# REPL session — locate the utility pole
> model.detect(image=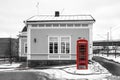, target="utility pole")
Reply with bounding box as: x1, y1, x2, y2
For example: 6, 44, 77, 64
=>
107, 32, 109, 57
9, 37, 12, 64
107, 32, 109, 41
110, 27, 112, 41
